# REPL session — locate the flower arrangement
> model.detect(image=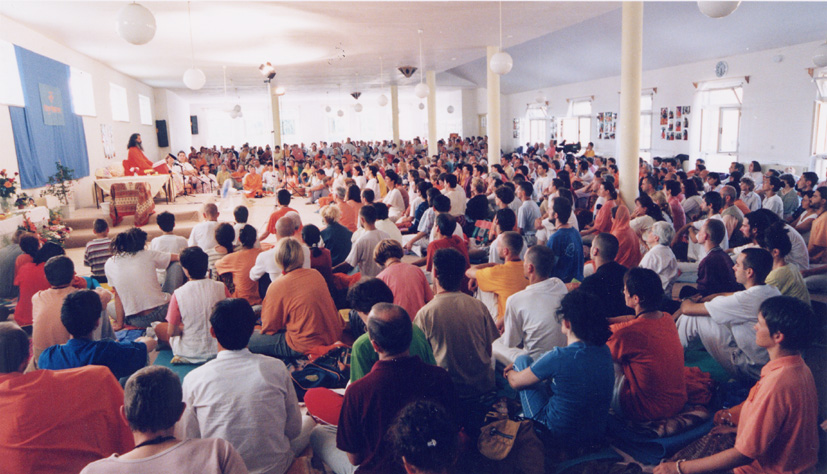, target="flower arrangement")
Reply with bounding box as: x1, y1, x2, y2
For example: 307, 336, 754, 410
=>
0, 169, 19, 199
18, 212, 73, 247
40, 162, 76, 206
14, 193, 33, 209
